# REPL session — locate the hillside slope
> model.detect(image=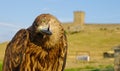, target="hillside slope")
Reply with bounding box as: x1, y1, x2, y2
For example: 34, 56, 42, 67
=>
1, 24, 120, 69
